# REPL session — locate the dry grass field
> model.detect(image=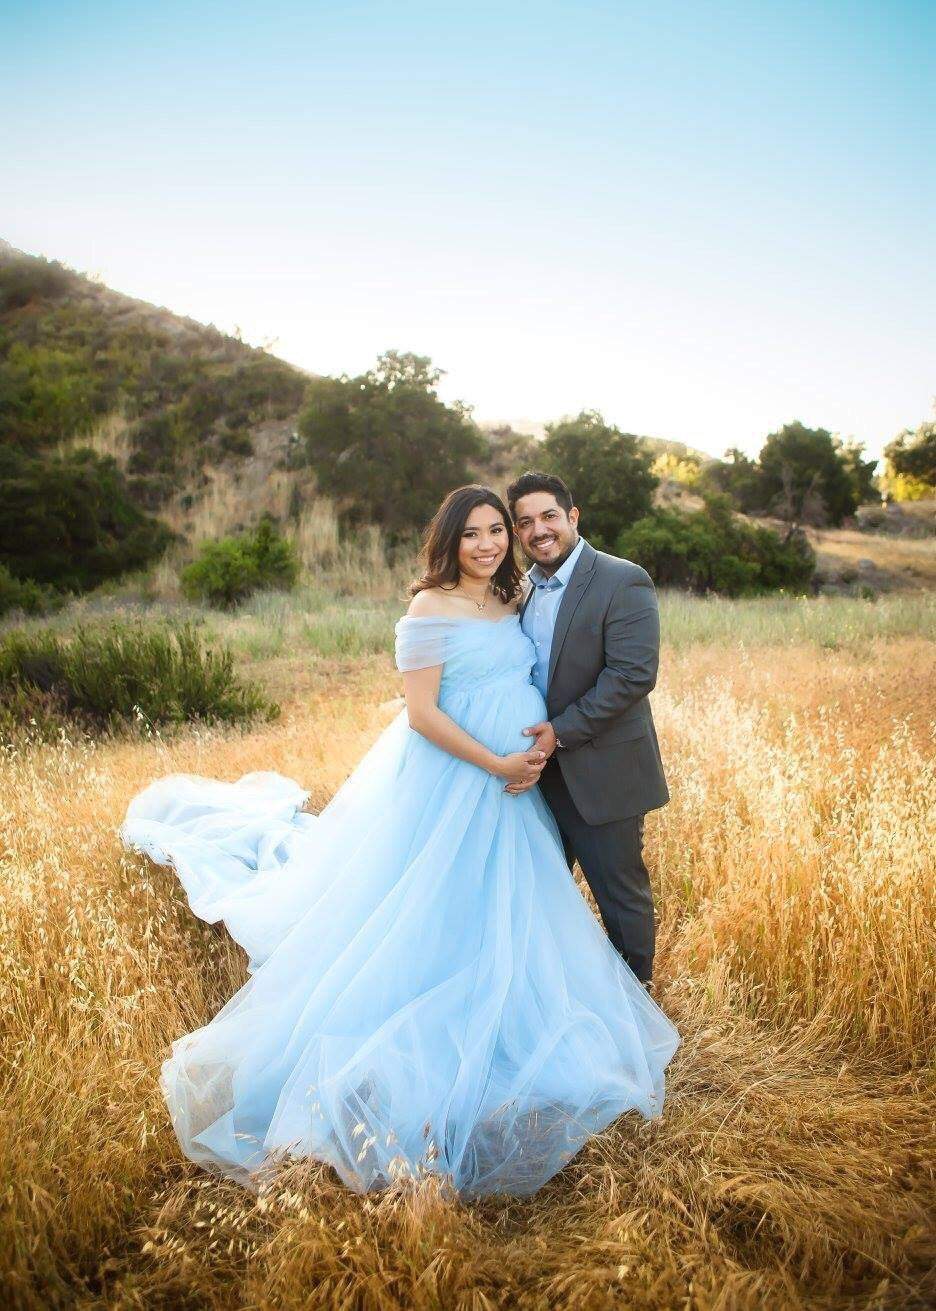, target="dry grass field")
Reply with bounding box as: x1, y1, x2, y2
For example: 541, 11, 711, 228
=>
2, 593, 935, 1309
809, 527, 936, 591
